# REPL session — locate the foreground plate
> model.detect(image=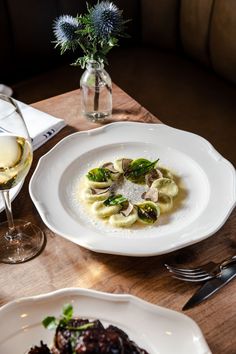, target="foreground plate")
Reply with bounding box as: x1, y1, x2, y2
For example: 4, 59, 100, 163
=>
0, 288, 211, 354
29, 122, 236, 256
